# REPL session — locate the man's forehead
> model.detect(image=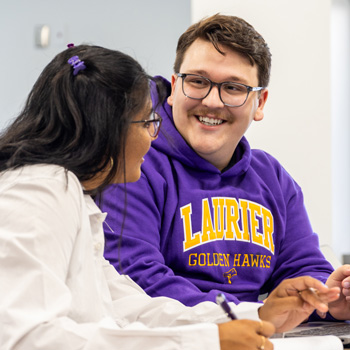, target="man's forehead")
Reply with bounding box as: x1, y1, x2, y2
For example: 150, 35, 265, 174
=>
180, 39, 259, 85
